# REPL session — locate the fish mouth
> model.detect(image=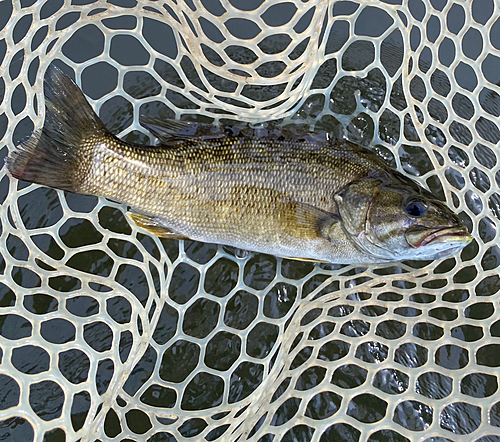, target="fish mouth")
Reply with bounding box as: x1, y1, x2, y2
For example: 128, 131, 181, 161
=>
405, 225, 472, 249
